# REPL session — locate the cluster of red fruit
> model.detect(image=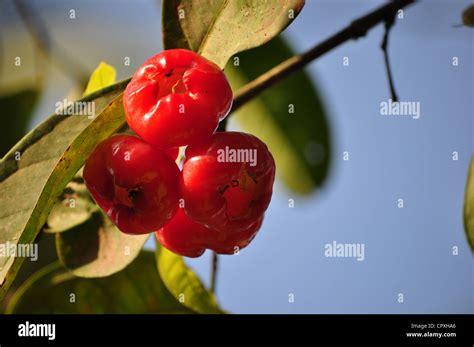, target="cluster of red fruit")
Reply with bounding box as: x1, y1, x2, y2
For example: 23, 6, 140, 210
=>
84, 49, 275, 257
